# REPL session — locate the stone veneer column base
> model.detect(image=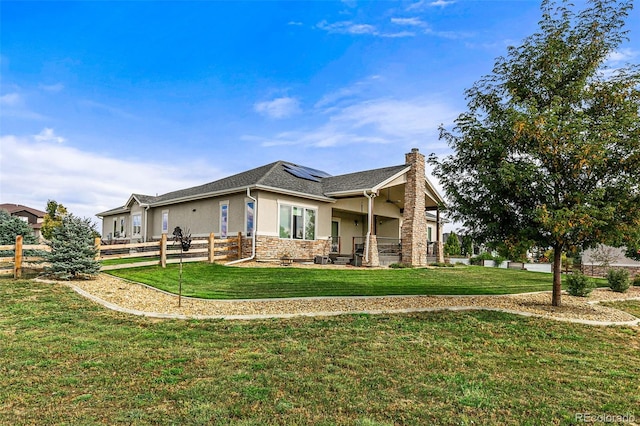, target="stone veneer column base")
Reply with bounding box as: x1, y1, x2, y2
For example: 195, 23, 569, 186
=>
435, 242, 444, 264
364, 235, 380, 267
